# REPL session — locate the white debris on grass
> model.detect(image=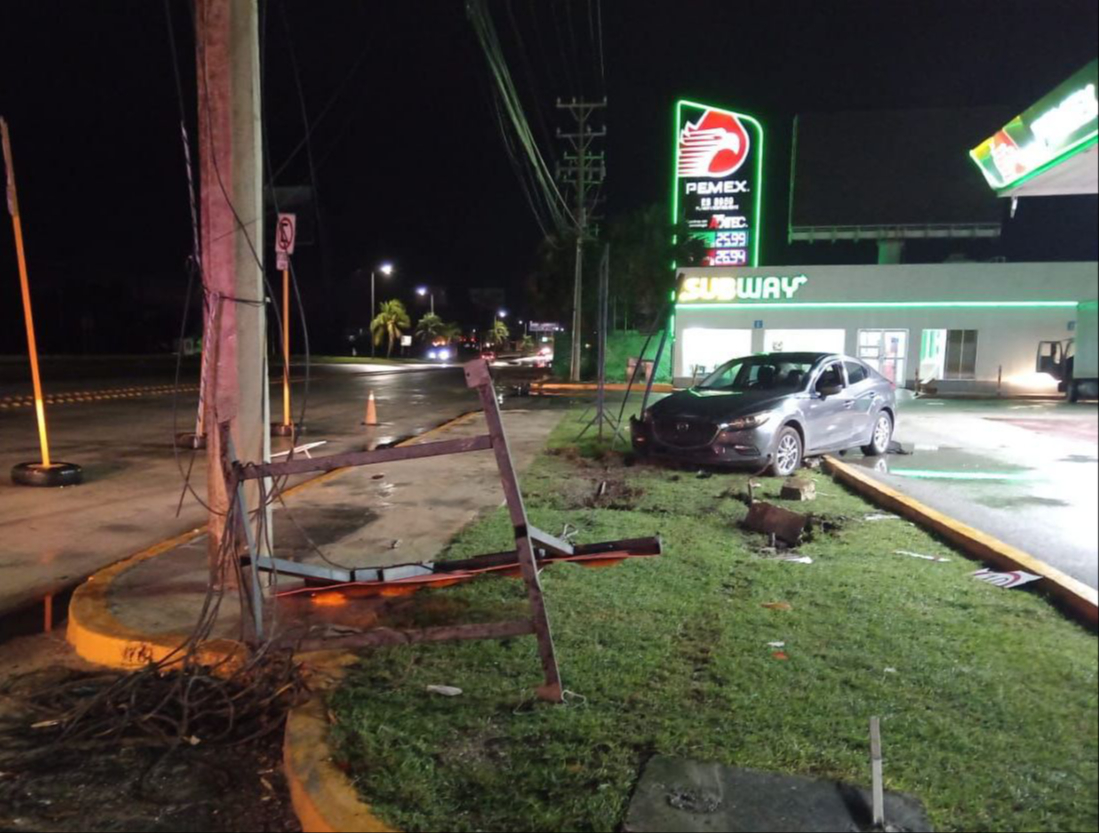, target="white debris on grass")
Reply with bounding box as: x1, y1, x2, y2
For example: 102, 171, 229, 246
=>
426, 685, 463, 697
894, 549, 951, 562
